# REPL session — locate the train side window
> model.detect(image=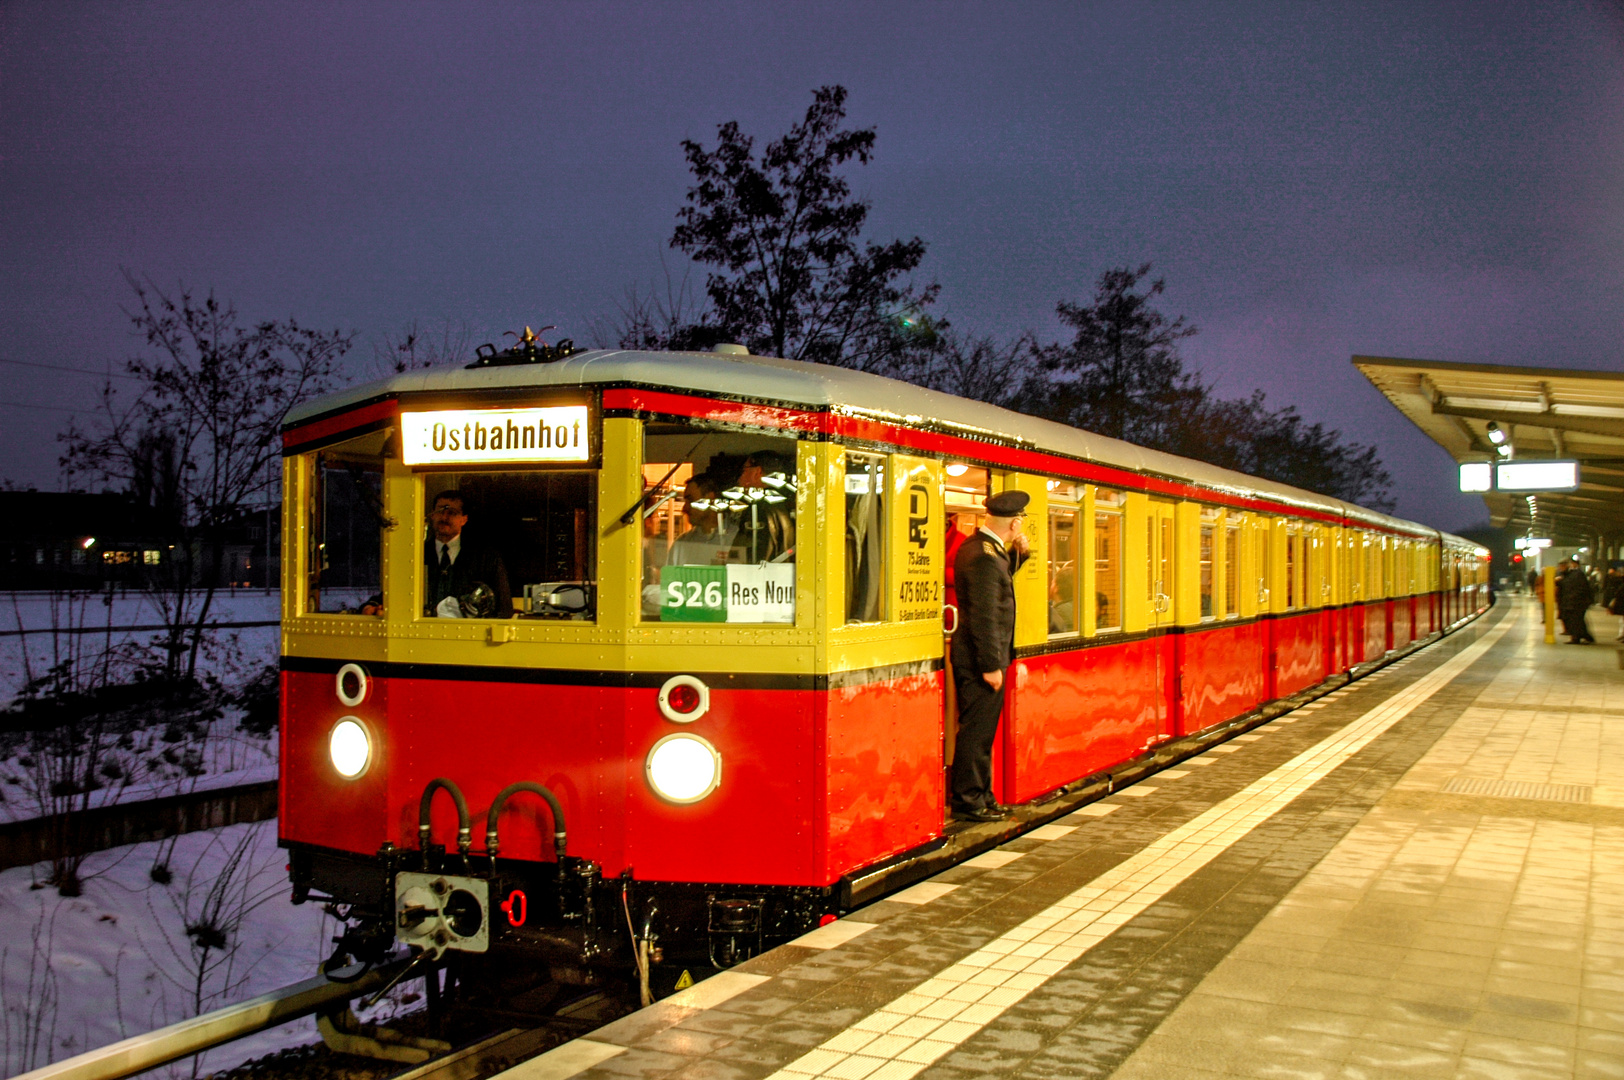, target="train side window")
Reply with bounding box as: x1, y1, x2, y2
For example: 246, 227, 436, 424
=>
1093, 488, 1123, 632
1256, 517, 1273, 610
1199, 509, 1217, 620
639, 424, 798, 624
1223, 518, 1239, 618
1285, 524, 1298, 610
303, 431, 387, 616
1048, 498, 1079, 636
422, 471, 595, 620
845, 452, 886, 624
